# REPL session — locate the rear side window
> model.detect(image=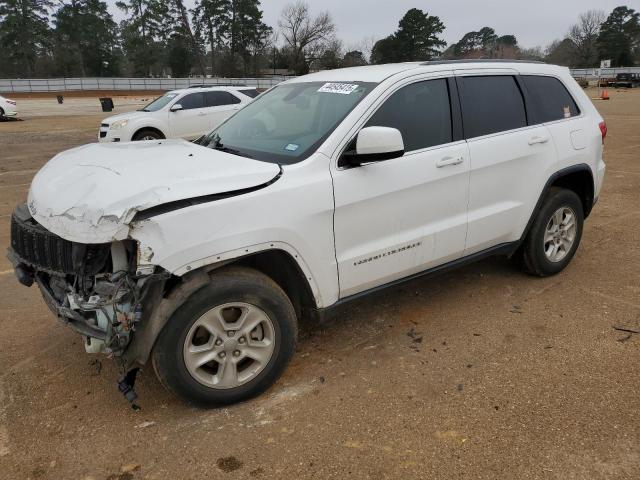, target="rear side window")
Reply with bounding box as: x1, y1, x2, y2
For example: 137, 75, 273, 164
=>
180, 93, 205, 110
458, 76, 526, 138
239, 89, 260, 98
522, 75, 580, 124
205, 91, 240, 107
365, 79, 452, 151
